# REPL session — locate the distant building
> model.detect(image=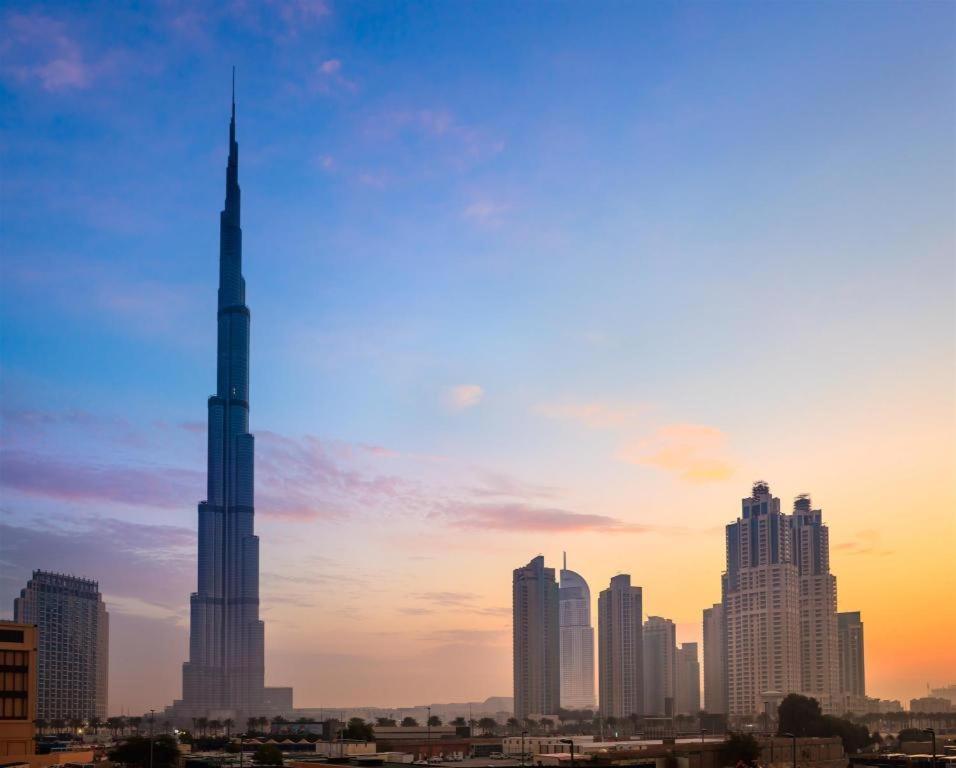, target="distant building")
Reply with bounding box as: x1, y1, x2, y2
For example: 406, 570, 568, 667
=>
559, 554, 596, 710
791, 496, 841, 714
723, 482, 802, 718
676, 642, 701, 715
643, 616, 676, 716
0, 621, 37, 758
702, 603, 726, 714
910, 697, 952, 713
929, 683, 956, 705
513, 556, 560, 720
597, 574, 643, 719
13, 570, 108, 721
837, 612, 865, 708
